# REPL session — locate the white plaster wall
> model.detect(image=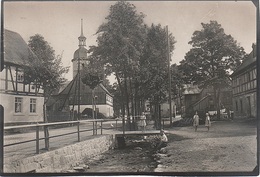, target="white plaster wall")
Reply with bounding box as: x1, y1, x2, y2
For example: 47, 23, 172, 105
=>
0, 93, 44, 123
